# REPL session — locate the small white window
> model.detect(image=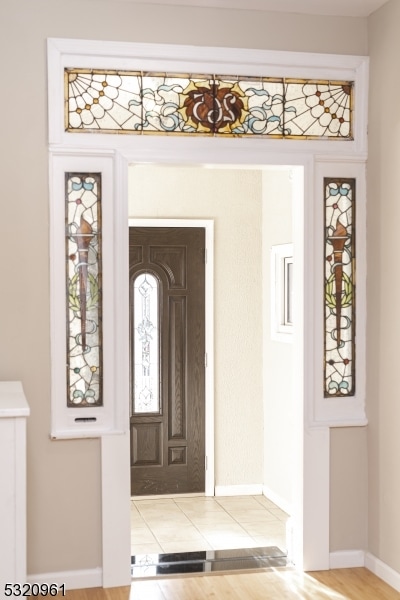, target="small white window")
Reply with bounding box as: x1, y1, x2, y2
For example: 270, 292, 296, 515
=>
271, 244, 294, 342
